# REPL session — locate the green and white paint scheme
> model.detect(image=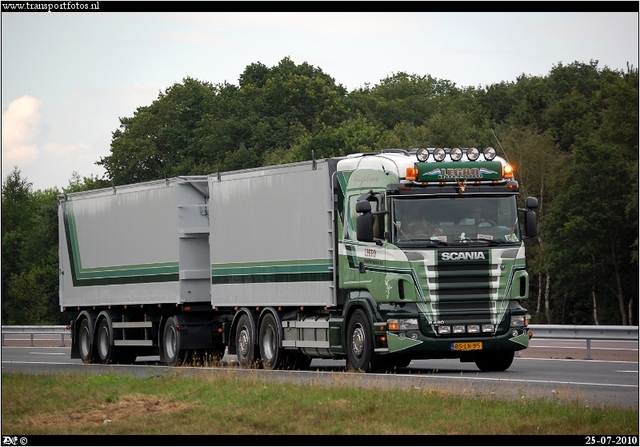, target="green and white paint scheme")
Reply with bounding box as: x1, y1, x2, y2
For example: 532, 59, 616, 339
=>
333, 149, 534, 357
